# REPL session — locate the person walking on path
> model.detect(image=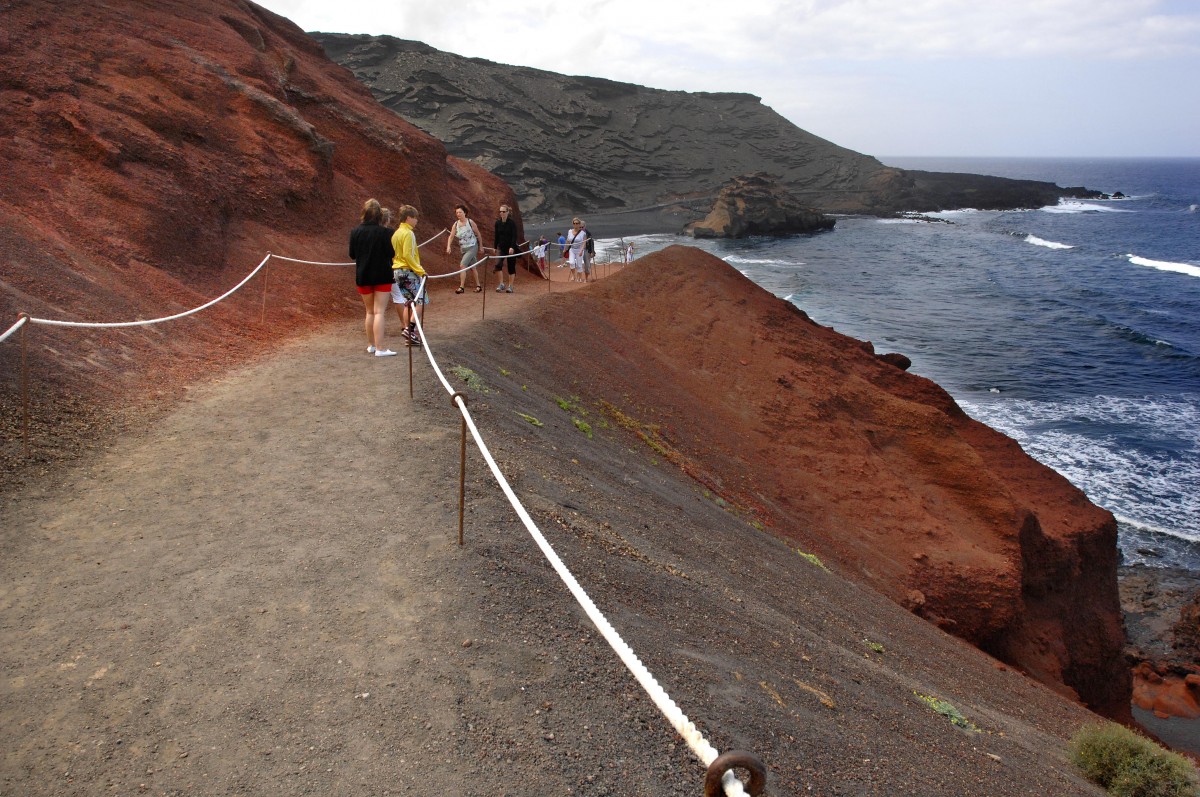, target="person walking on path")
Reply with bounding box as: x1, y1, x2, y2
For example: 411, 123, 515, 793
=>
447, 204, 483, 294
533, 237, 549, 278
493, 204, 519, 293
565, 218, 588, 283
348, 198, 397, 357
390, 205, 428, 347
